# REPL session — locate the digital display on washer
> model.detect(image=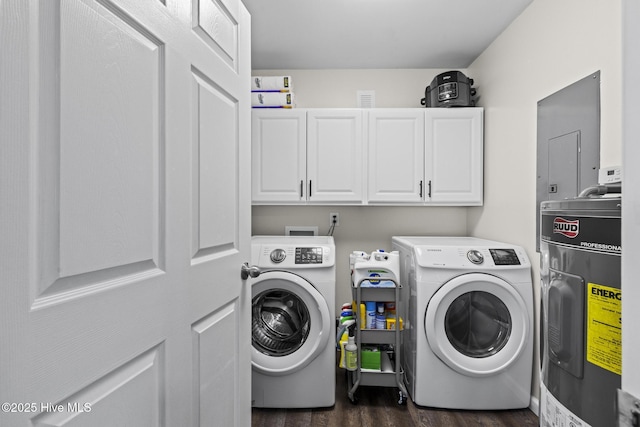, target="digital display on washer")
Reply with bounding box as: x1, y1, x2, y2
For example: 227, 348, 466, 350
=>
489, 249, 520, 265
295, 247, 323, 264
